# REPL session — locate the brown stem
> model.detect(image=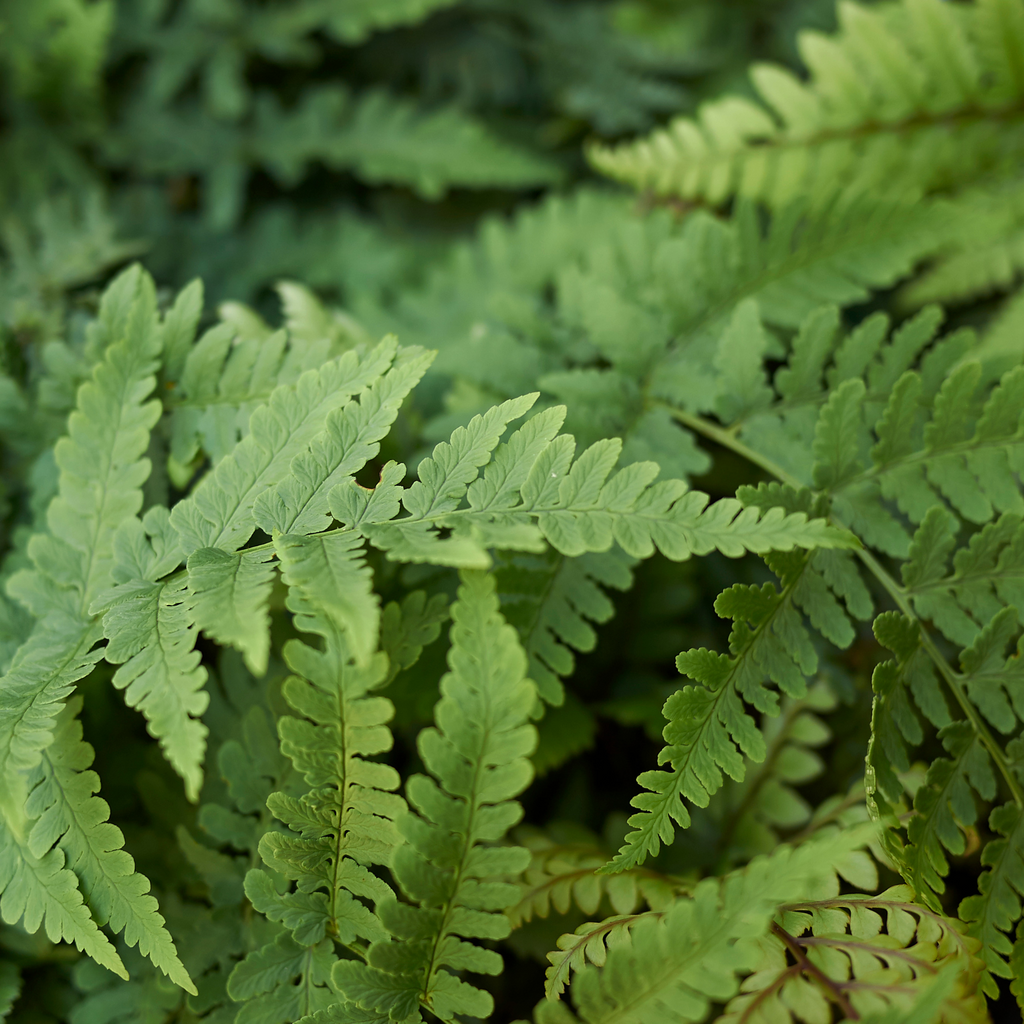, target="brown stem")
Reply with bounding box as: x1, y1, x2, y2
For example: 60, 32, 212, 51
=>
771, 921, 860, 1020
